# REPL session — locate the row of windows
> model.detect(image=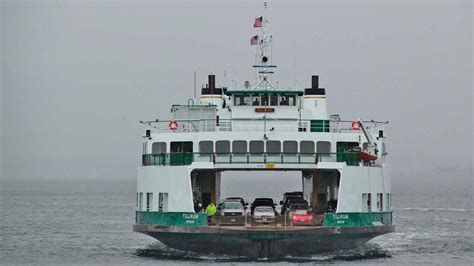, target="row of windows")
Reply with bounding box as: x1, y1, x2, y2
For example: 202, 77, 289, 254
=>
137, 192, 168, 212
233, 94, 297, 106
362, 193, 391, 212
151, 140, 332, 154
